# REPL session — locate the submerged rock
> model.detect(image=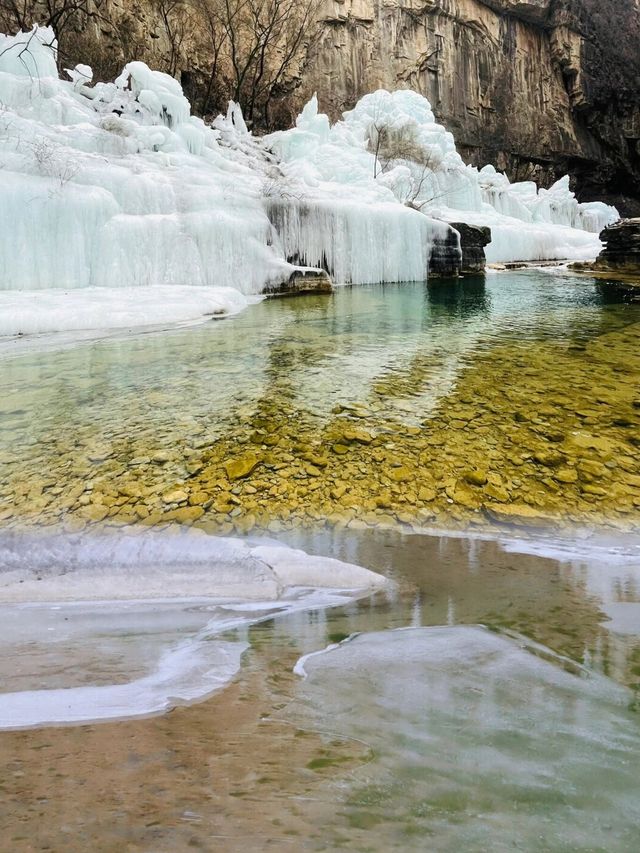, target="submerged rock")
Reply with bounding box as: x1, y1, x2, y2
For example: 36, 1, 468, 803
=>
484, 503, 556, 527
224, 453, 263, 481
